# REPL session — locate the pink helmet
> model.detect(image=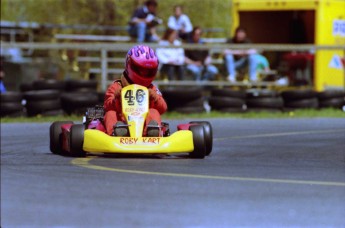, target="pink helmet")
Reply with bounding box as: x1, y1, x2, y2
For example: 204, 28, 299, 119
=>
125, 45, 159, 87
